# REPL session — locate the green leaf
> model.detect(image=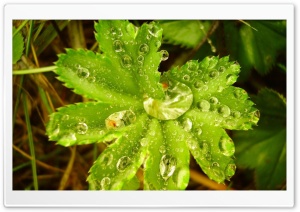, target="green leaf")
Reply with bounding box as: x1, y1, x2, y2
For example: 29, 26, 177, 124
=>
224, 21, 286, 80
94, 20, 165, 99
87, 114, 149, 190
232, 89, 286, 189
46, 102, 142, 146
160, 20, 212, 48
13, 26, 24, 64
143, 119, 190, 190
55, 48, 141, 107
